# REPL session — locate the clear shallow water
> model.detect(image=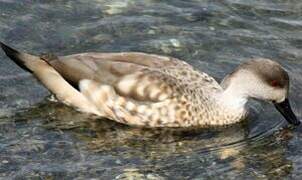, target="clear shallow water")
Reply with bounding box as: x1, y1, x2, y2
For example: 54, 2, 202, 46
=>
1, 0, 302, 179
